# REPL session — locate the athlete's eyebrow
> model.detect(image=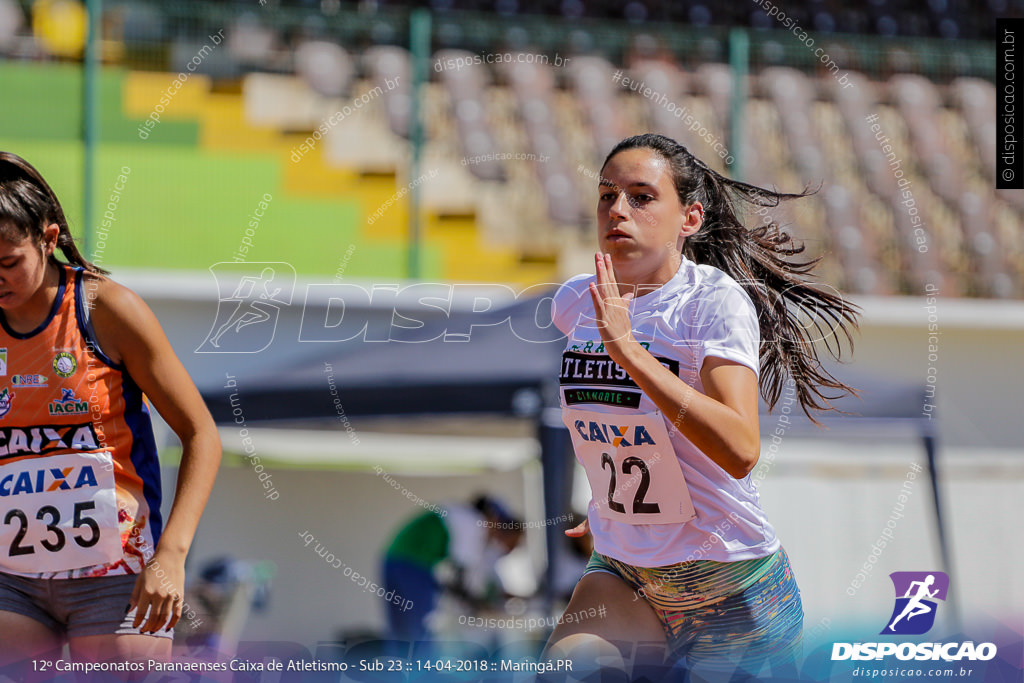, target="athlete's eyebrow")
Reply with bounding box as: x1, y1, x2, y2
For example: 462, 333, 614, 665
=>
599, 180, 658, 191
